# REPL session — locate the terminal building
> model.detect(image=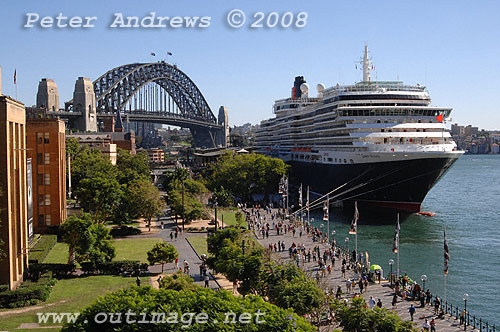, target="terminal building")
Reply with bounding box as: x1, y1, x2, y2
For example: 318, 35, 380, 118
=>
0, 65, 30, 290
